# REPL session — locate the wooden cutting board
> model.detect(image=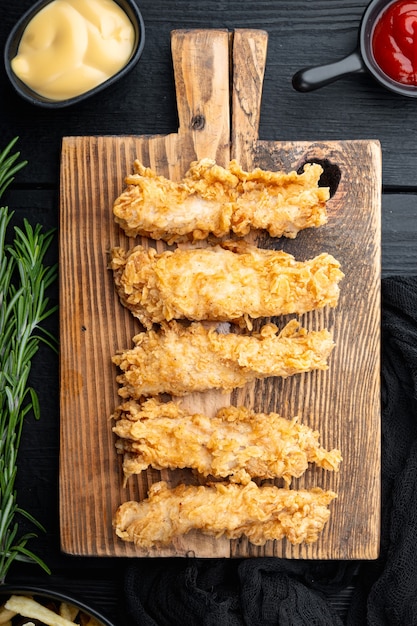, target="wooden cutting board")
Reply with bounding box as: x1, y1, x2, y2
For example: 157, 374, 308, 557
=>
59, 29, 381, 559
